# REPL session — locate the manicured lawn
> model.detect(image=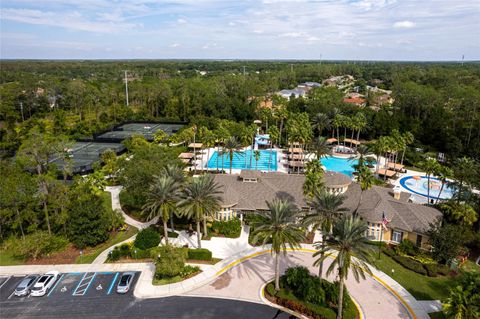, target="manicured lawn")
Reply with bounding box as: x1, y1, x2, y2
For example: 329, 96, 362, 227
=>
0, 250, 25, 266
372, 252, 457, 300
75, 226, 138, 264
